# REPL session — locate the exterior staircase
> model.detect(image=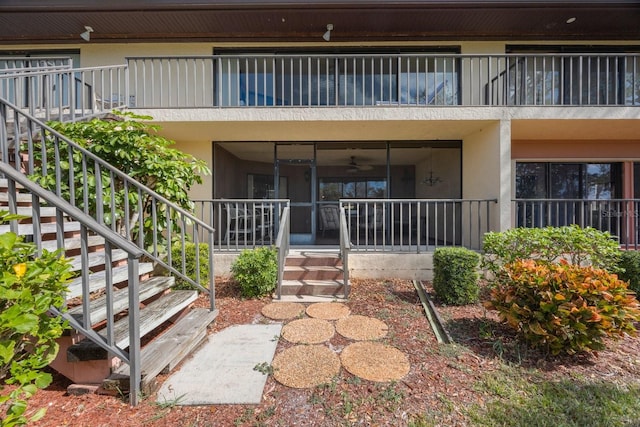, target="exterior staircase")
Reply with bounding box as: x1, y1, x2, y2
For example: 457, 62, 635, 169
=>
0, 179, 218, 396
279, 250, 348, 301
